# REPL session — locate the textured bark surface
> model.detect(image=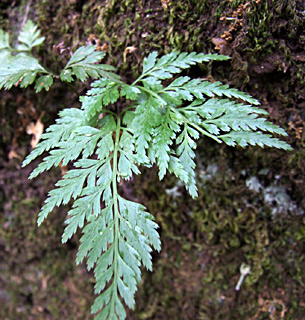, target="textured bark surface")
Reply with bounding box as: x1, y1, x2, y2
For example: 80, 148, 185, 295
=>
0, 1, 304, 319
